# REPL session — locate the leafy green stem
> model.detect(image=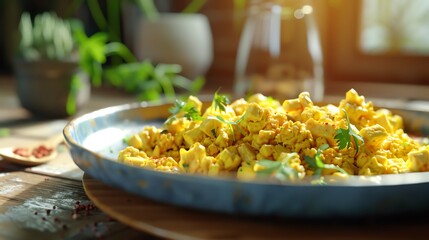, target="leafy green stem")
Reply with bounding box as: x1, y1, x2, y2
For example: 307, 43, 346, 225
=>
87, 0, 107, 31
182, 0, 207, 13
304, 144, 348, 176
134, 0, 160, 21
104, 42, 137, 63
106, 0, 122, 42
256, 153, 300, 182
334, 110, 364, 155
